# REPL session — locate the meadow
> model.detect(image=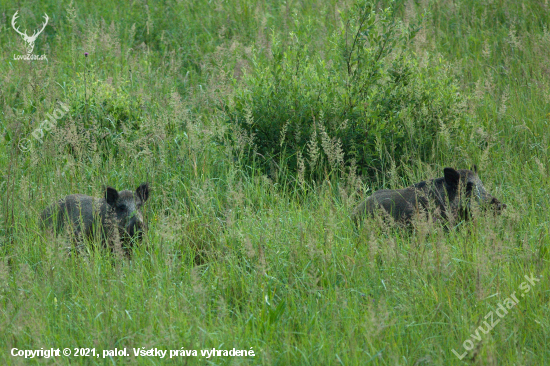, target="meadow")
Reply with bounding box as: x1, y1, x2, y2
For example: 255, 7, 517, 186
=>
0, 0, 549, 364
